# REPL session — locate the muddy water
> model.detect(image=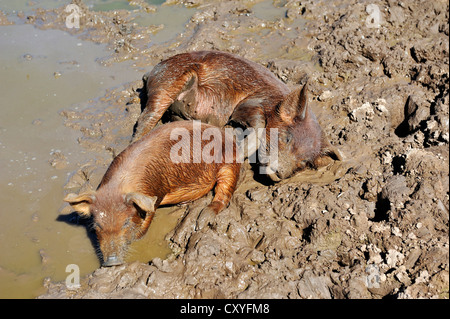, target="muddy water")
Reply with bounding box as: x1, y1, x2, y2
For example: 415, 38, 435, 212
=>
0, 24, 136, 298
0, 1, 194, 298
